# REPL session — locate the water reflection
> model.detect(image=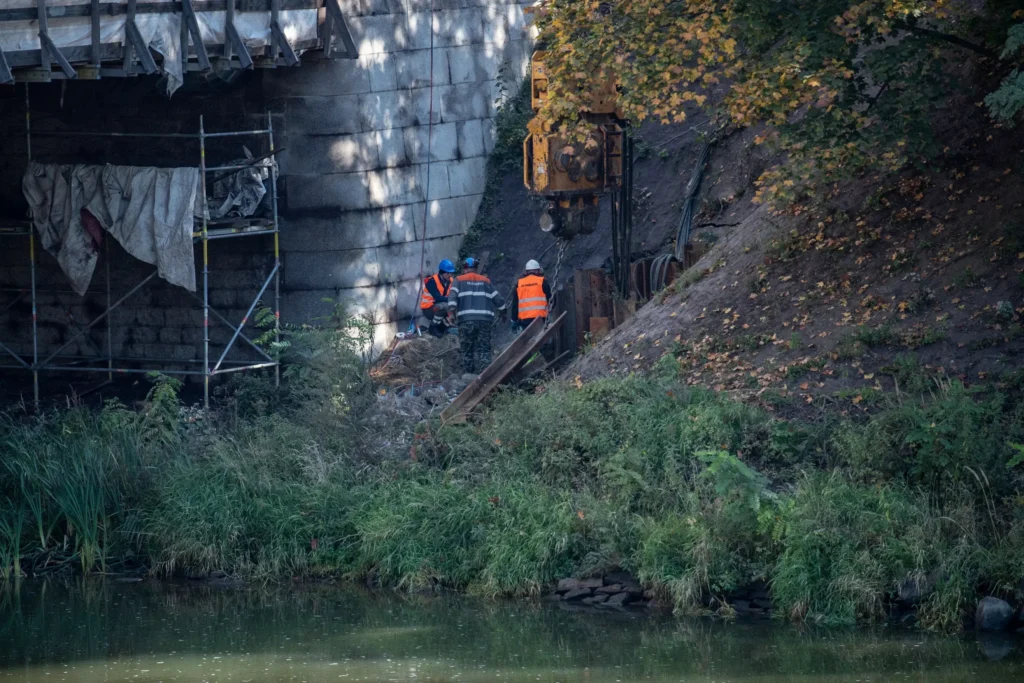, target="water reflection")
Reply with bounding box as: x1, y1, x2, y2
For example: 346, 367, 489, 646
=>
0, 580, 1020, 682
